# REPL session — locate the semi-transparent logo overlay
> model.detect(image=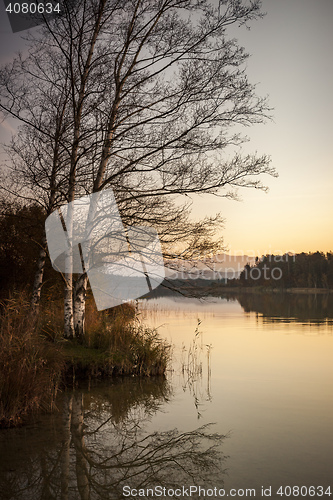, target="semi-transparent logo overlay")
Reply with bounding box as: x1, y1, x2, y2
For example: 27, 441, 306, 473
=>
45, 189, 165, 310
